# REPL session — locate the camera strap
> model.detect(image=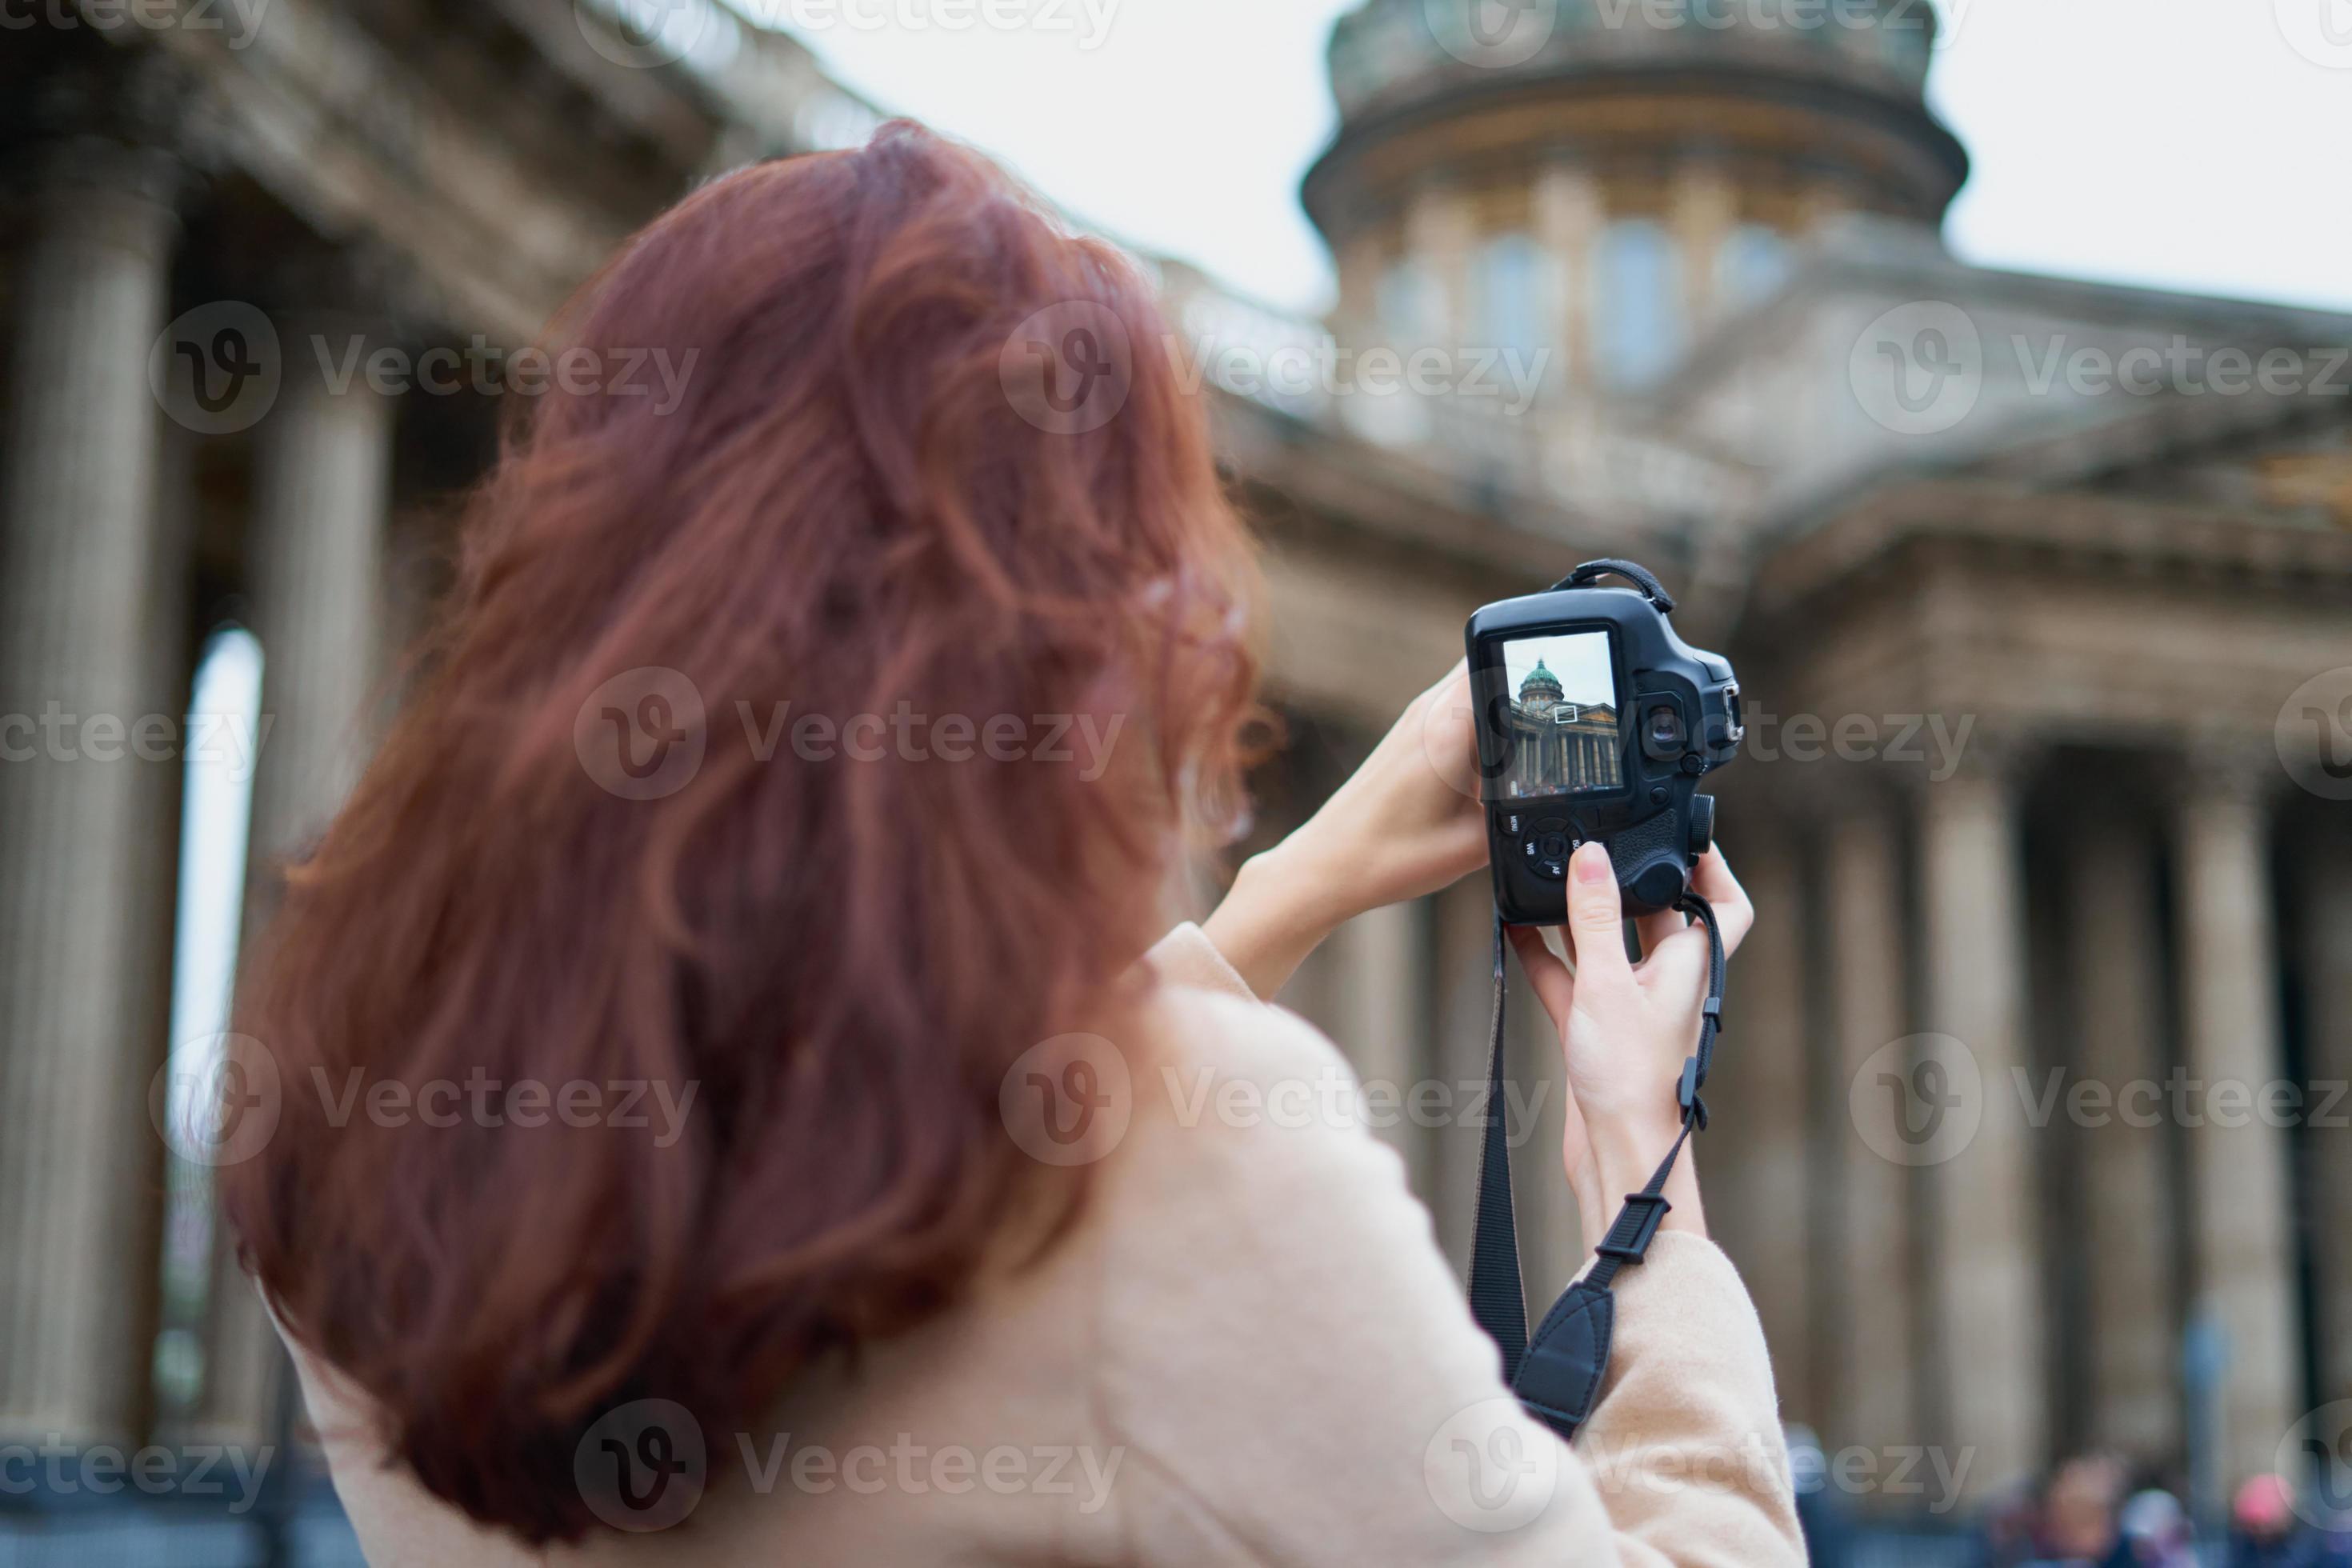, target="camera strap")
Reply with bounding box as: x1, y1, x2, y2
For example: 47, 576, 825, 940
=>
1466, 892, 1726, 1441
